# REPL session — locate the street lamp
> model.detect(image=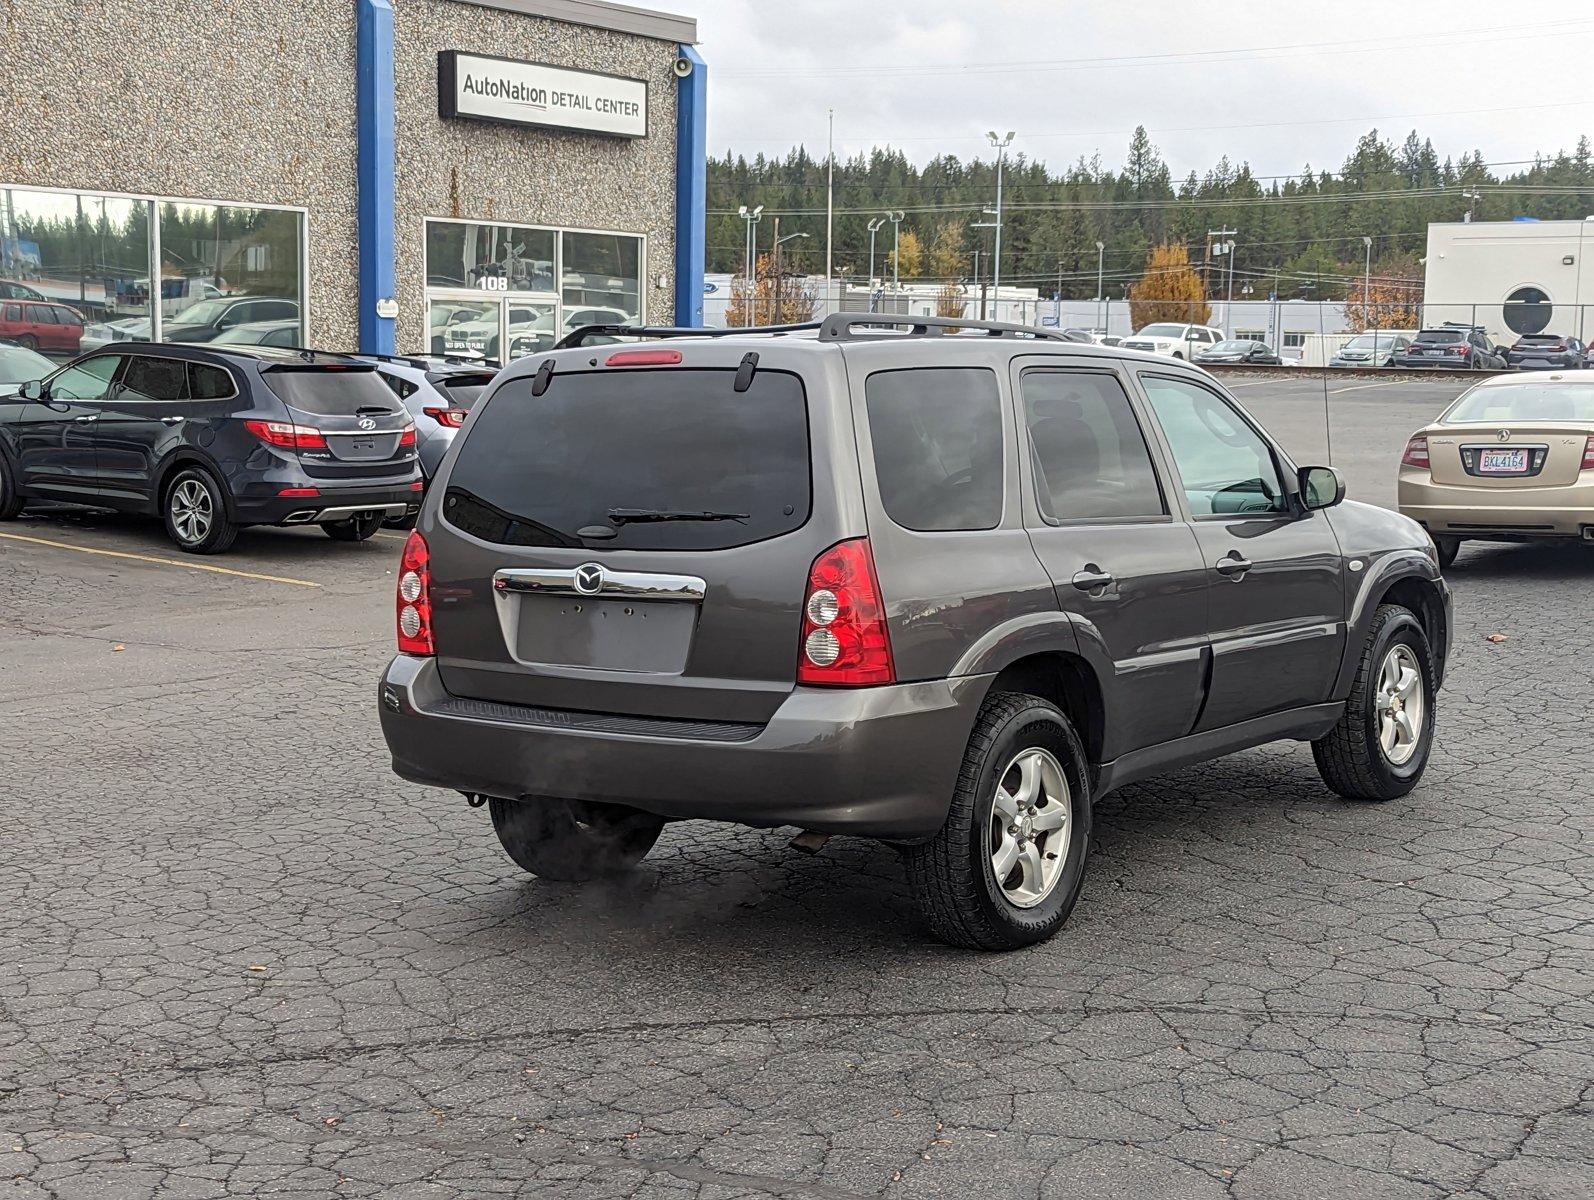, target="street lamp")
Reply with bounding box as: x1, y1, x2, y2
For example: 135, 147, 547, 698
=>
866, 216, 887, 312
1094, 240, 1105, 334
1362, 235, 1373, 329
886, 210, 905, 292
771, 230, 809, 325
986, 131, 1014, 320
737, 204, 764, 320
